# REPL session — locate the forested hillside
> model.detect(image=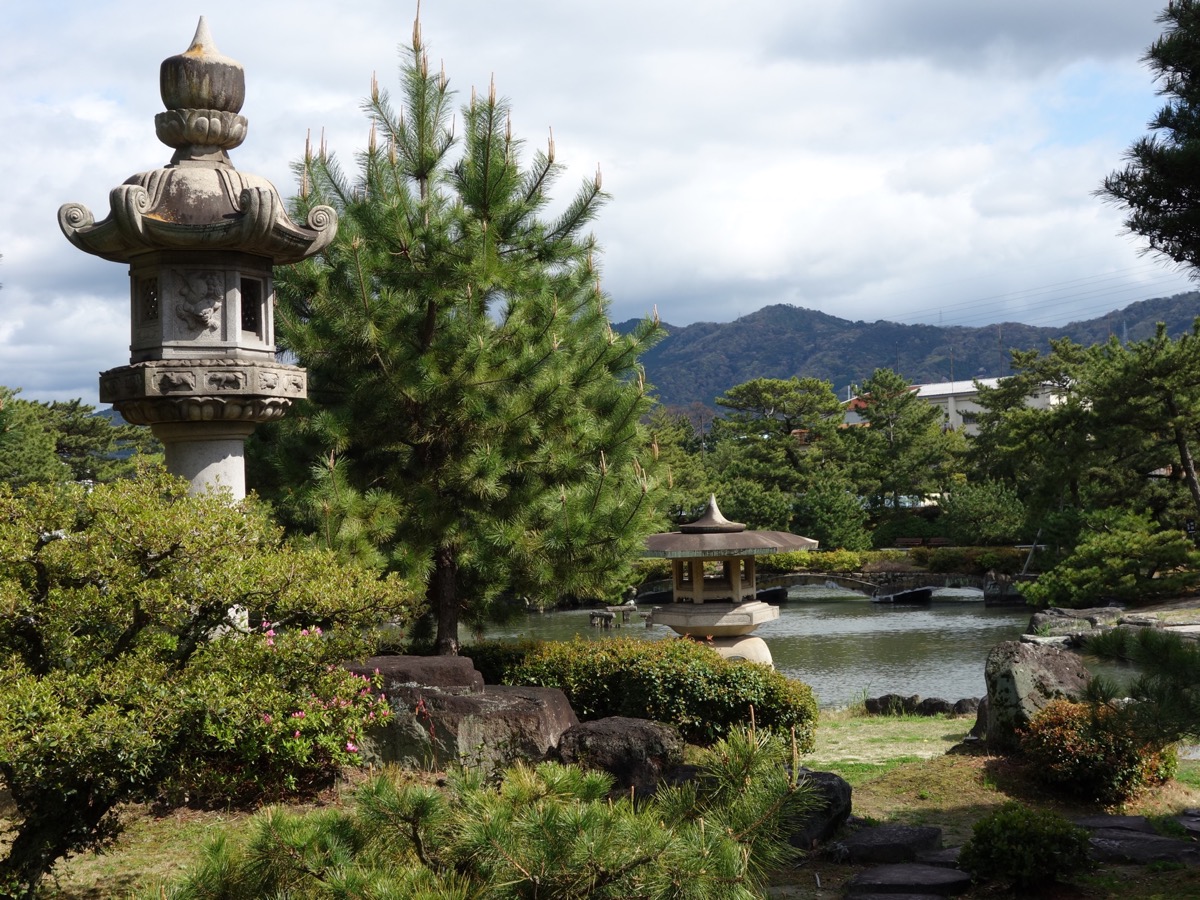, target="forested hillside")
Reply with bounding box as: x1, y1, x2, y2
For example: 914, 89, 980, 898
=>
617, 292, 1200, 407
